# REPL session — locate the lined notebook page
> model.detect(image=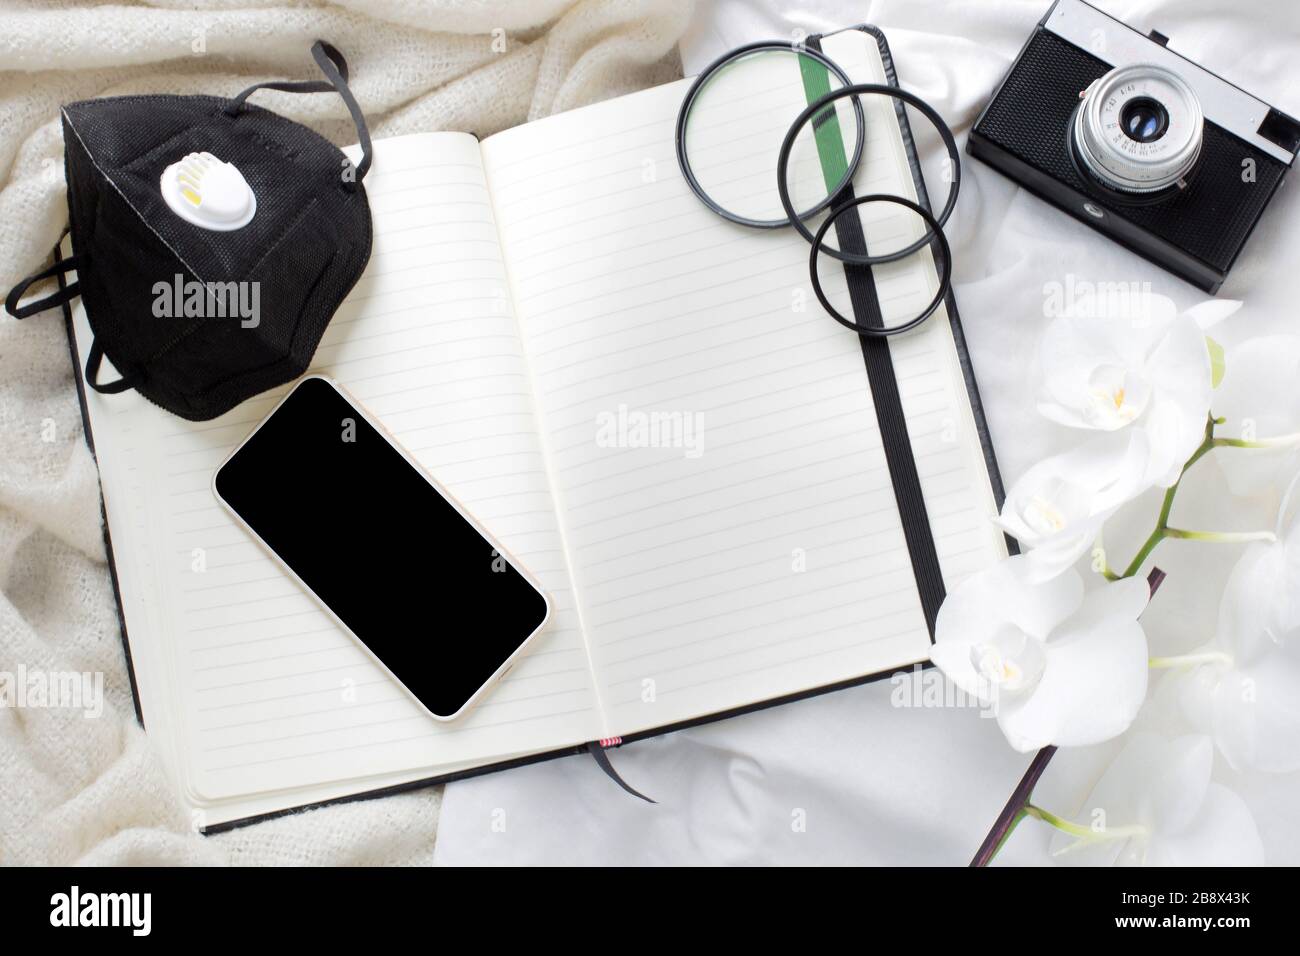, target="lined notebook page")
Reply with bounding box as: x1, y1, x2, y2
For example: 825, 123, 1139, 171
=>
73, 133, 602, 818
482, 29, 1006, 734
